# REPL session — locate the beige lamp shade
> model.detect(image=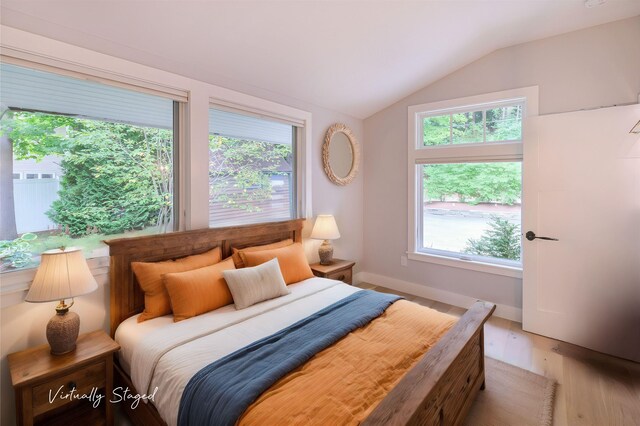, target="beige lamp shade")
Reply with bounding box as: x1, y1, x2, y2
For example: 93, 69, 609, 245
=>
26, 247, 98, 303
310, 215, 341, 240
